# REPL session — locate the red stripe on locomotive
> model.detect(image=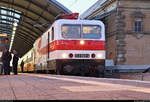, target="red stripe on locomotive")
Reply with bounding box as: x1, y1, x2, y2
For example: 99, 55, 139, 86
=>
38, 40, 105, 55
